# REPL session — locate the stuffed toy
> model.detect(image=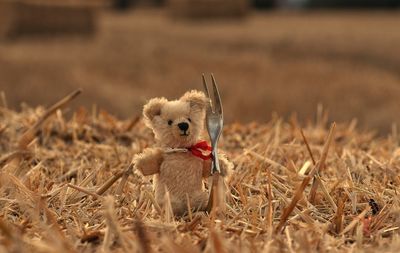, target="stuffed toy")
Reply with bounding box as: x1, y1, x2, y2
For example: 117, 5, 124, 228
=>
134, 90, 233, 216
